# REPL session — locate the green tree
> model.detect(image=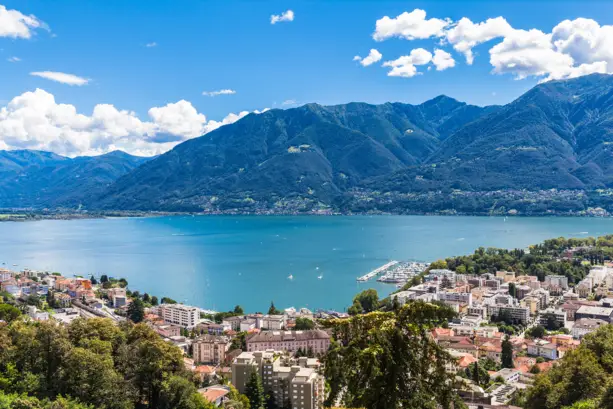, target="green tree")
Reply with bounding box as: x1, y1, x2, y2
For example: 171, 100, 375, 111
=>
142, 293, 151, 303
245, 371, 265, 409
323, 300, 459, 409
233, 305, 244, 315
150, 296, 159, 306
89, 276, 97, 285
350, 289, 379, 314
429, 260, 448, 270
127, 298, 145, 323
99, 275, 108, 283
501, 335, 514, 368
158, 375, 214, 409
508, 282, 517, 298
527, 325, 546, 339
0, 304, 21, 322
294, 318, 315, 330
268, 301, 281, 315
